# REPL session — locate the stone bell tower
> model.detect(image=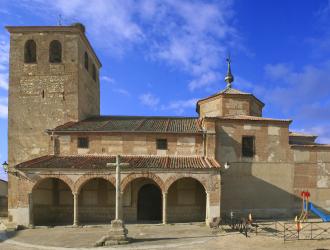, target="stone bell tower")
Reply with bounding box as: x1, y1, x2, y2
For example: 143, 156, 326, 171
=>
6, 23, 101, 166
6, 24, 101, 213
